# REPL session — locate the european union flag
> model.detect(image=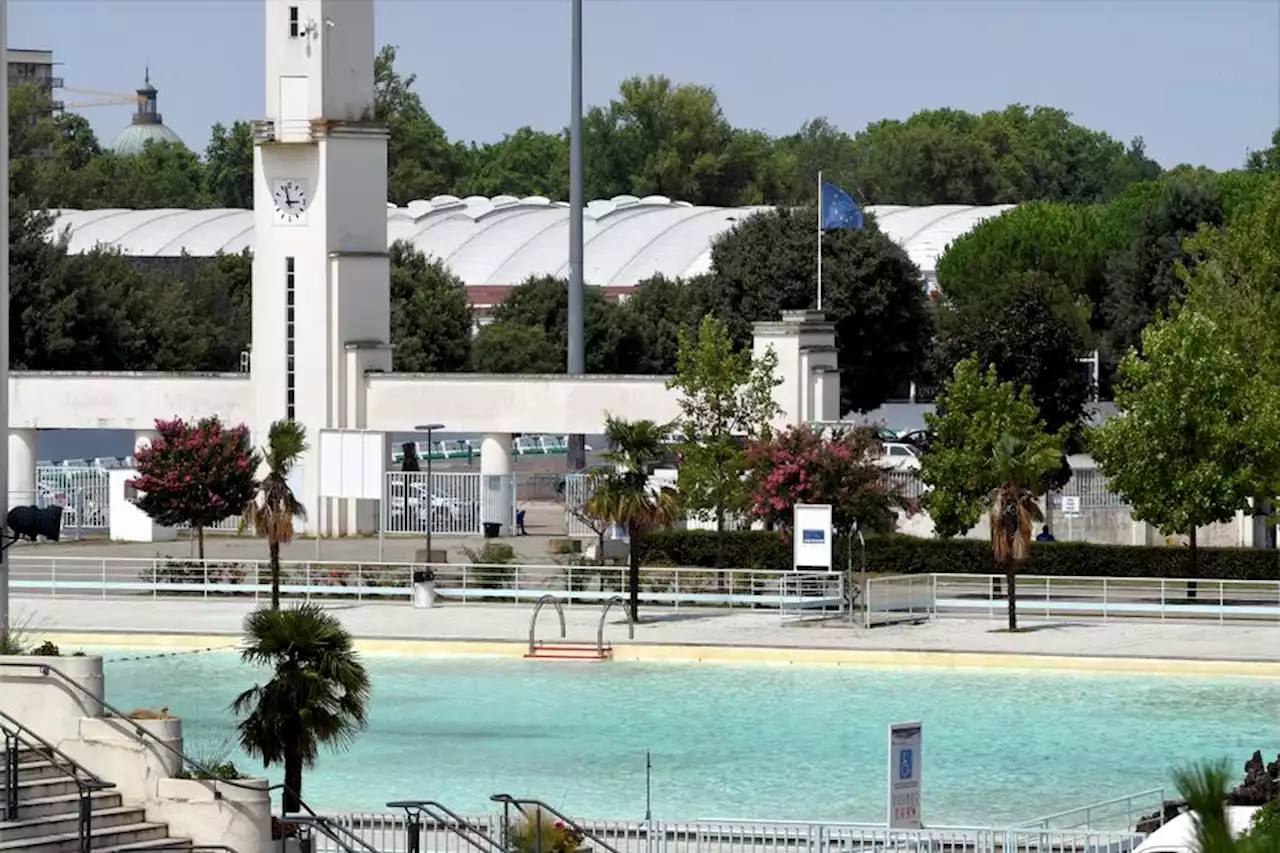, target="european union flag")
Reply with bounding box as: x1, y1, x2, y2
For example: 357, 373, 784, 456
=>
820, 181, 865, 231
